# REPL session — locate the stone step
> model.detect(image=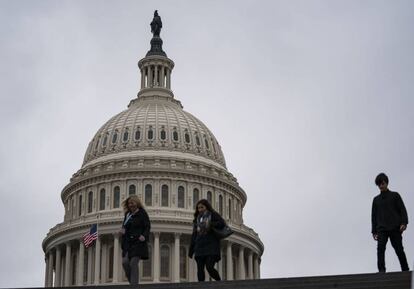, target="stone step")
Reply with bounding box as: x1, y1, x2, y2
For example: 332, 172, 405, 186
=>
40, 271, 412, 289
